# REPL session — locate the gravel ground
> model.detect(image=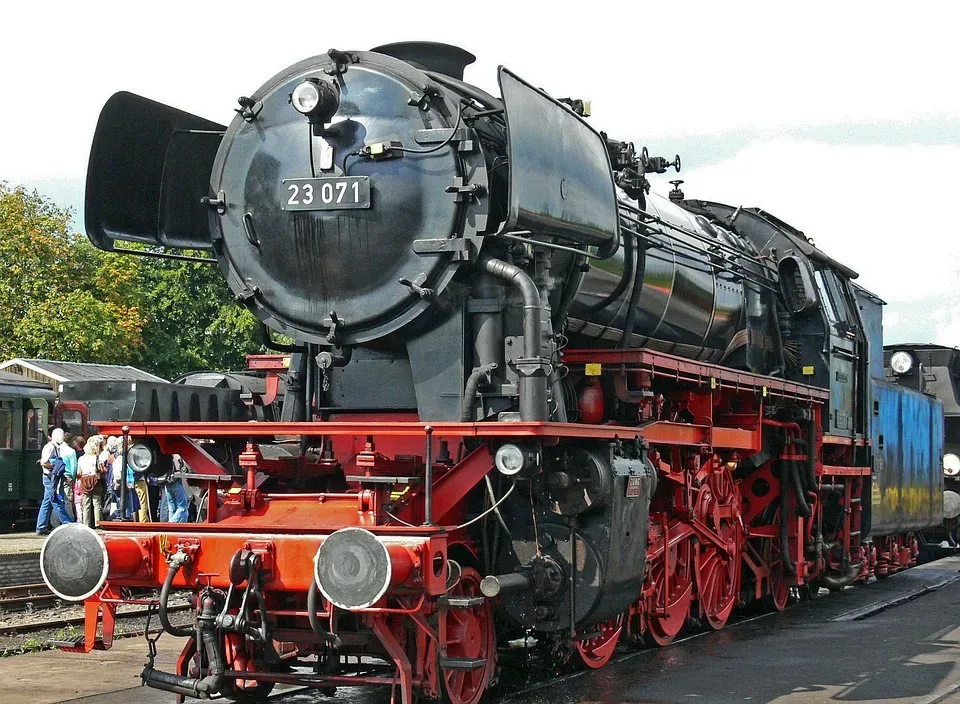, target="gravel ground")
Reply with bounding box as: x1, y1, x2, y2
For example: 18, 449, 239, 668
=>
0, 591, 193, 655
